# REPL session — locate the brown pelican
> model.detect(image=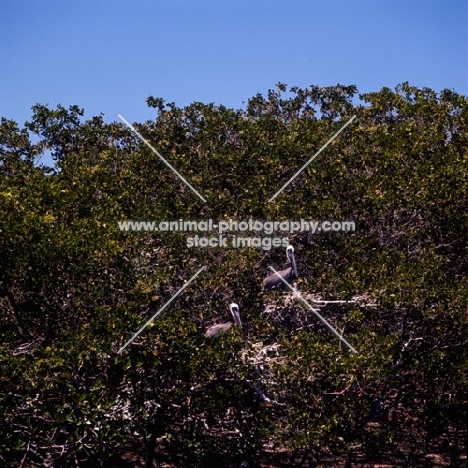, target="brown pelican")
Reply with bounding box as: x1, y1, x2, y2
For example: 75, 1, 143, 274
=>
262, 245, 298, 290
204, 303, 242, 338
